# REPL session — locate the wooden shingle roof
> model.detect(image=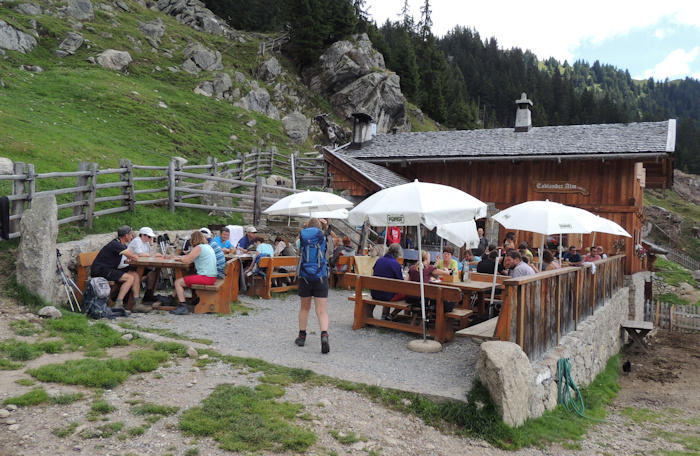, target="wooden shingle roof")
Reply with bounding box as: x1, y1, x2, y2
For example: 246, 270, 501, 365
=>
342, 120, 676, 163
